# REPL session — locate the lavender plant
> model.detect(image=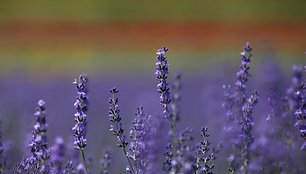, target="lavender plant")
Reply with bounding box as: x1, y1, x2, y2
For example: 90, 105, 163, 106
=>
155, 47, 182, 173
72, 74, 89, 172
16, 100, 50, 173
223, 42, 259, 173
3, 42, 306, 174
155, 47, 175, 134
108, 87, 135, 173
